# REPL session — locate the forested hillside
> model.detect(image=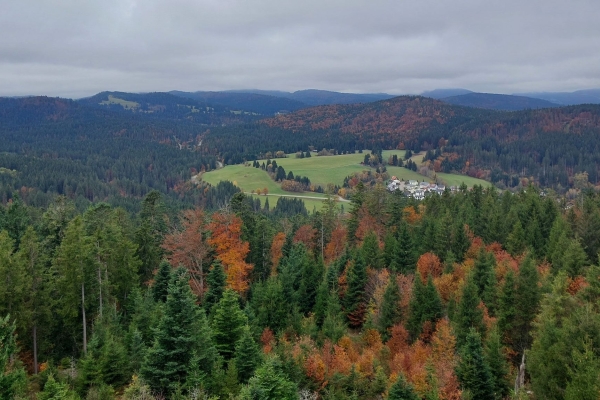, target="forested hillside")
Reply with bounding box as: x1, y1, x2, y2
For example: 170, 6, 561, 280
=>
440, 93, 558, 111
4, 93, 600, 215
208, 97, 600, 190
0, 96, 222, 210
1, 184, 600, 399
